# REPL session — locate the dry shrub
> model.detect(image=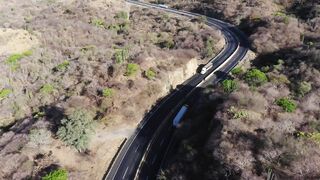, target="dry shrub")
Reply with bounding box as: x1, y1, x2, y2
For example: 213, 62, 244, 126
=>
0, 0, 227, 179
229, 82, 267, 114
153, 0, 320, 179
250, 17, 303, 54
63, 96, 94, 112
259, 83, 291, 102
170, 49, 198, 61
1, 0, 221, 128
0, 153, 31, 179
272, 137, 320, 178
275, 110, 304, 131
0, 127, 34, 179
300, 90, 320, 113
